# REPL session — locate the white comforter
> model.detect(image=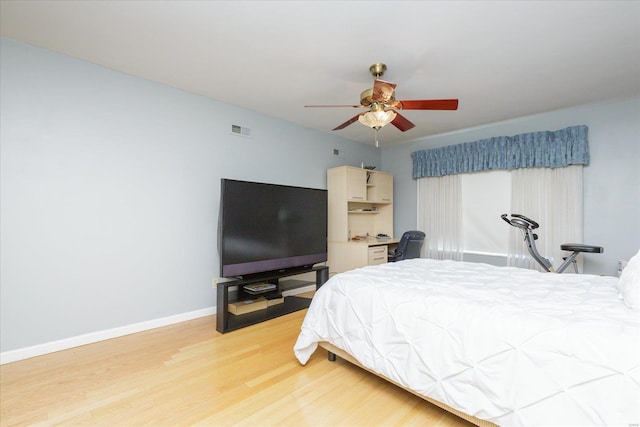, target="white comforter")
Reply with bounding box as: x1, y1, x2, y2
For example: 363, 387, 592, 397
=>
294, 259, 639, 426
